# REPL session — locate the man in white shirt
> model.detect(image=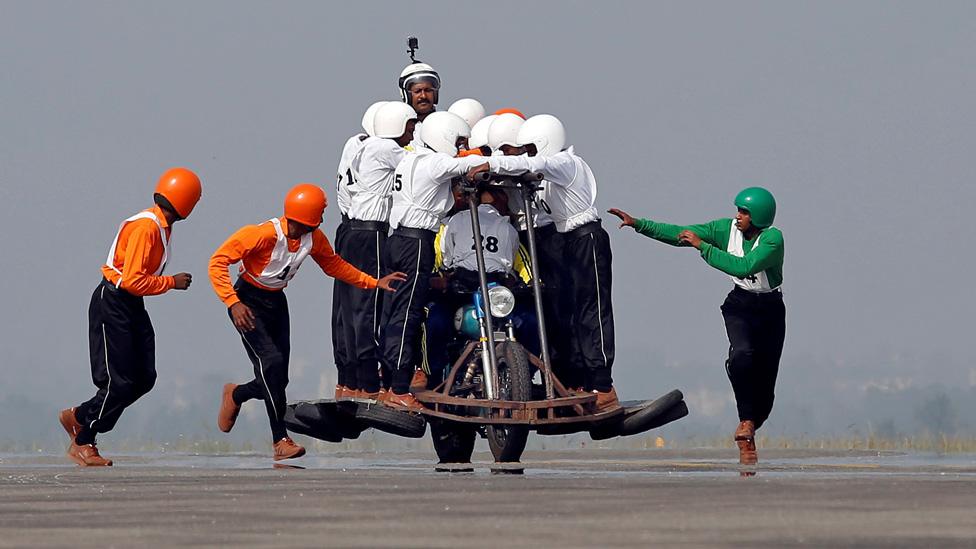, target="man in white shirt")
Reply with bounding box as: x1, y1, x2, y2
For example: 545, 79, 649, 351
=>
331, 101, 386, 399
424, 187, 539, 384
467, 114, 619, 413
337, 102, 416, 399
440, 190, 519, 277
378, 112, 515, 411
487, 113, 580, 391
